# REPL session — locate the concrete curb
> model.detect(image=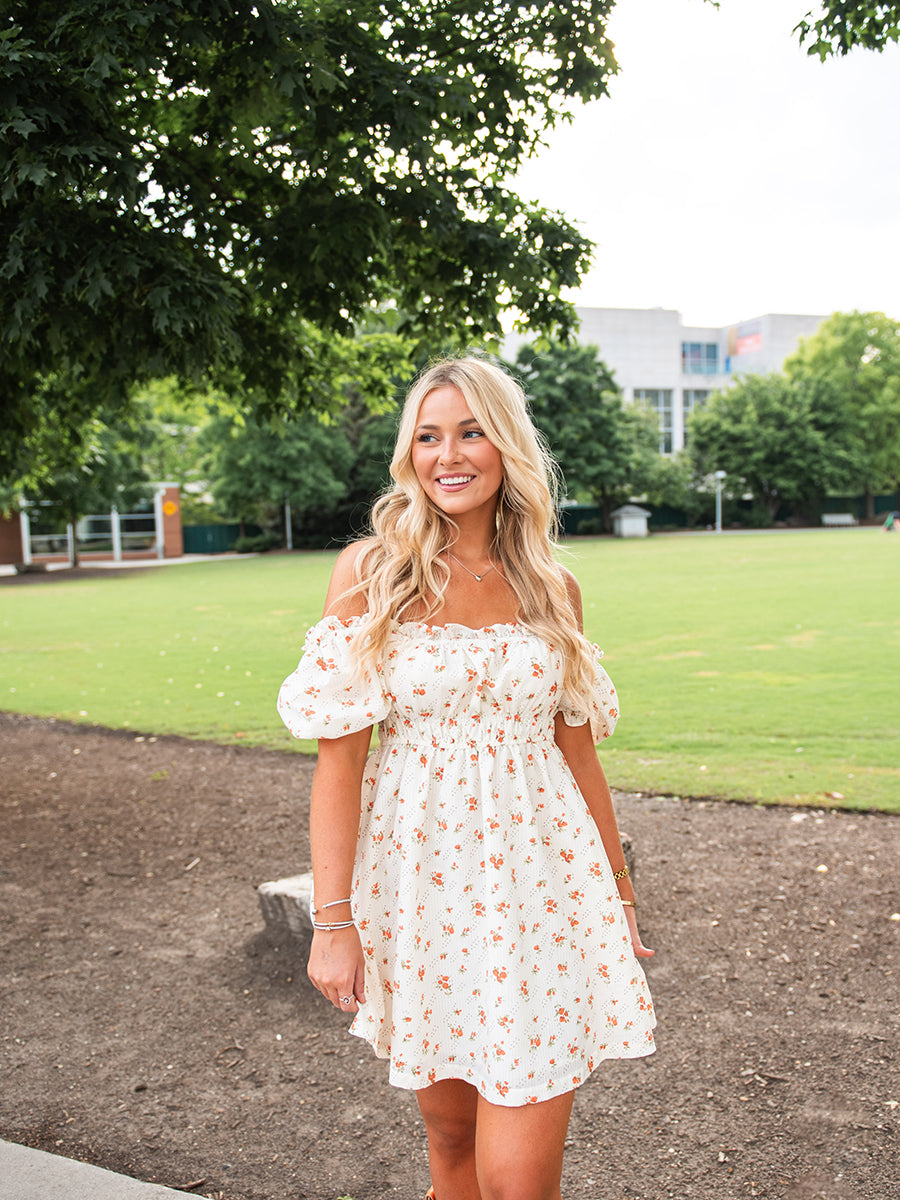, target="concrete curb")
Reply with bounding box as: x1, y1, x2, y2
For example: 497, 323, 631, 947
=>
0, 1139, 202, 1199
